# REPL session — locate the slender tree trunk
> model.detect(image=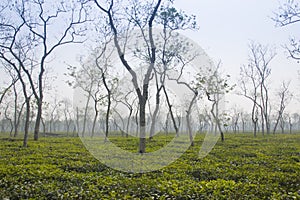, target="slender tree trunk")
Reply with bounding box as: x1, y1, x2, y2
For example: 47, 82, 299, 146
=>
186, 93, 198, 146
13, 84, 18, 137
135, 107, 139, 137
32, 60, 45, 141
149, 87, 162, 139
14, 102, 25, 138
186, 113, 194, 146
102, 73, 111, 141
253, 121, 257, 137
82, 91, 92, 137
33, 100, 42, 140
260, 109, 265, 135
139, 99, 146, 153
273, 113, 282, 134
289, 117, 292, 134
92, 110, 98, 138
4, 105, 13, 137
76, 107, 80, 136
41, 117, 46, 136
126, 108, 133, 138
23, 98, 31, 147
163, 86, 179, 136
